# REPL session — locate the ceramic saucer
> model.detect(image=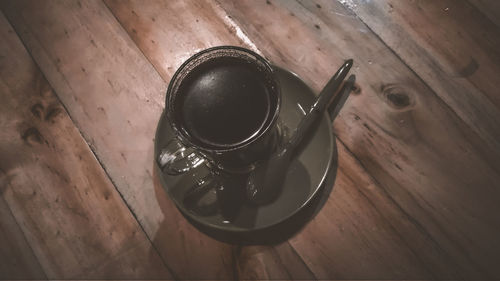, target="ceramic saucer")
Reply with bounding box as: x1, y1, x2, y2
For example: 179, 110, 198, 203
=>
154, 66, 336, 232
